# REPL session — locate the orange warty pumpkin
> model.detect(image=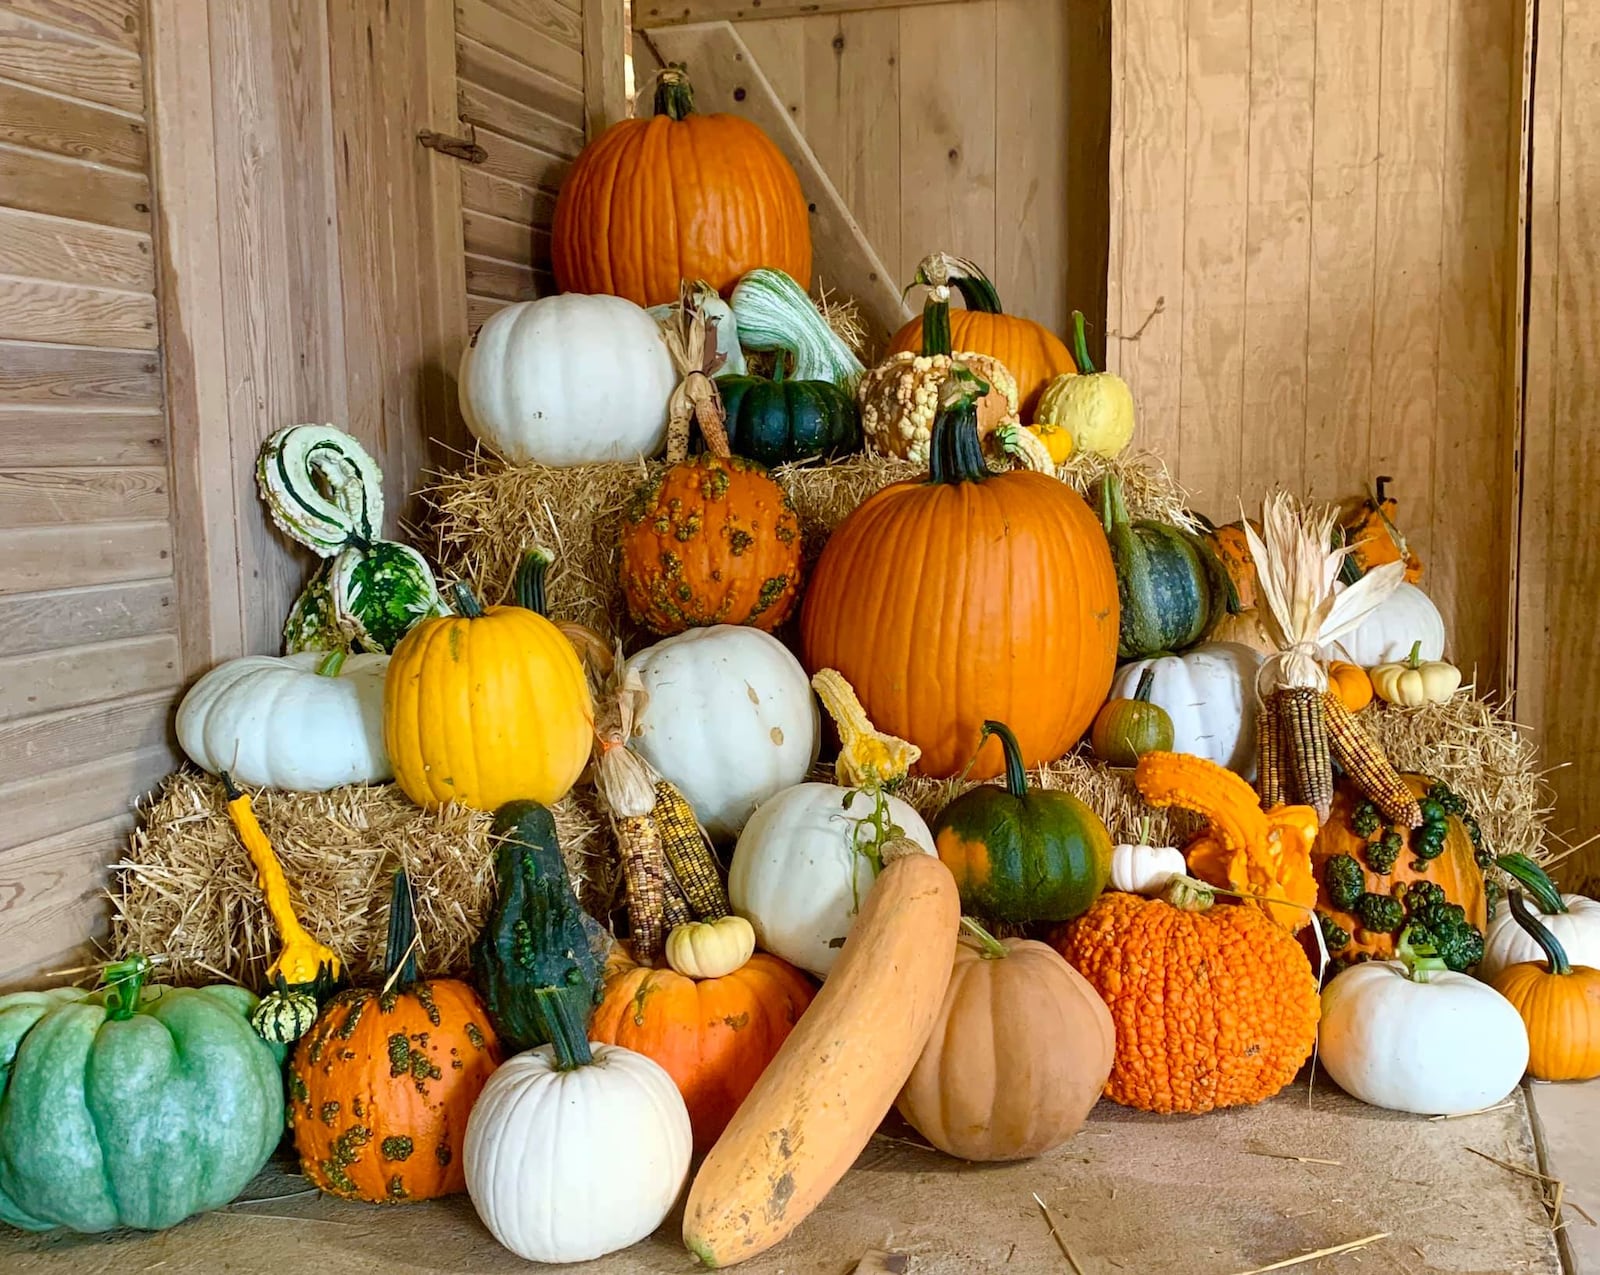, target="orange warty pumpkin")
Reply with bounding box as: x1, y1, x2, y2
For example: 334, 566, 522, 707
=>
886, 255, 1076, 417
1204, 518, 1261, 611
590, 950, 815, 1153
551, 65, 811, 307
801, 374, 1119, 780
288, 874, 502, 1203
